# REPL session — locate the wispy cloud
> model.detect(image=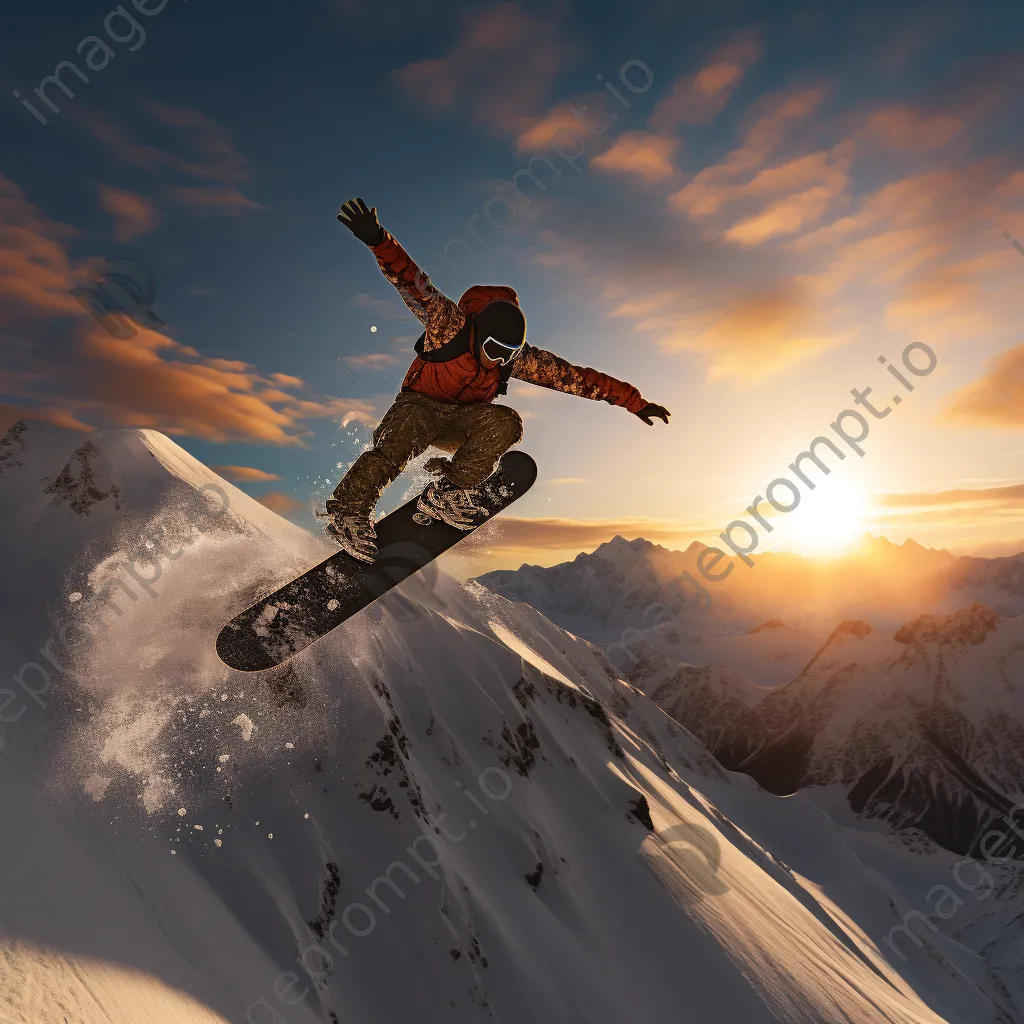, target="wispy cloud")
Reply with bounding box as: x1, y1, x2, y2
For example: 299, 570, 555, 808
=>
214, 465, 283, 482
394, 3, 577, 138
468, 515, 710, 553
667, 87, 831, 220
945, 345, 1024, 429
591, 132, 679, 182
877, 482, 1024, 510
165, 185, 265, 218
98, 186, 161, 242
80, 101, 262, 219
648, 32, 763, 132
256, 491, 306, 517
